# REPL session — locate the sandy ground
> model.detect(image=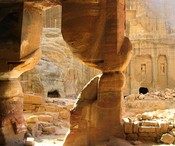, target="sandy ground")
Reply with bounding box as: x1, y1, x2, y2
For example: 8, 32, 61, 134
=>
34, 136, 175, 146
35, 135, 65, 146
29, 96, 175, 146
